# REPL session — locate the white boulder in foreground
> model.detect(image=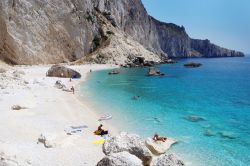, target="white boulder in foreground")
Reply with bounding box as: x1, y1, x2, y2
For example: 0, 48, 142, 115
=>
103, 132, 152, 166
152, 154, 185, 166
97, 151, 142, 166
145, 138, 177, 155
